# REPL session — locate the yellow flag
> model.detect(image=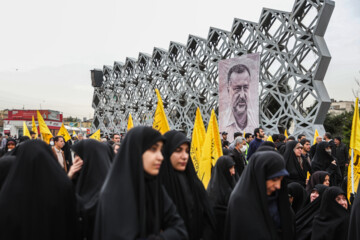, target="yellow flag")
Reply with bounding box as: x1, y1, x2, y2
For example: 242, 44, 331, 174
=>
198, 110, 223, 188
190, 108, 206, 173
348, 98, 360, 200
127, 113, 134, 131
90, 129, 101, 141
37, 110, 53, 144
243, 131, 246, 138
267, 135, 274, 142
23, 121, 31, 138
313, 129, 319, 145
152, 89, 170, 134
73, 130, 76, 136
306, 171, 311, 180
57, 123, 71, 142
284, 129, 289, 138
31, 116, 38, 139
